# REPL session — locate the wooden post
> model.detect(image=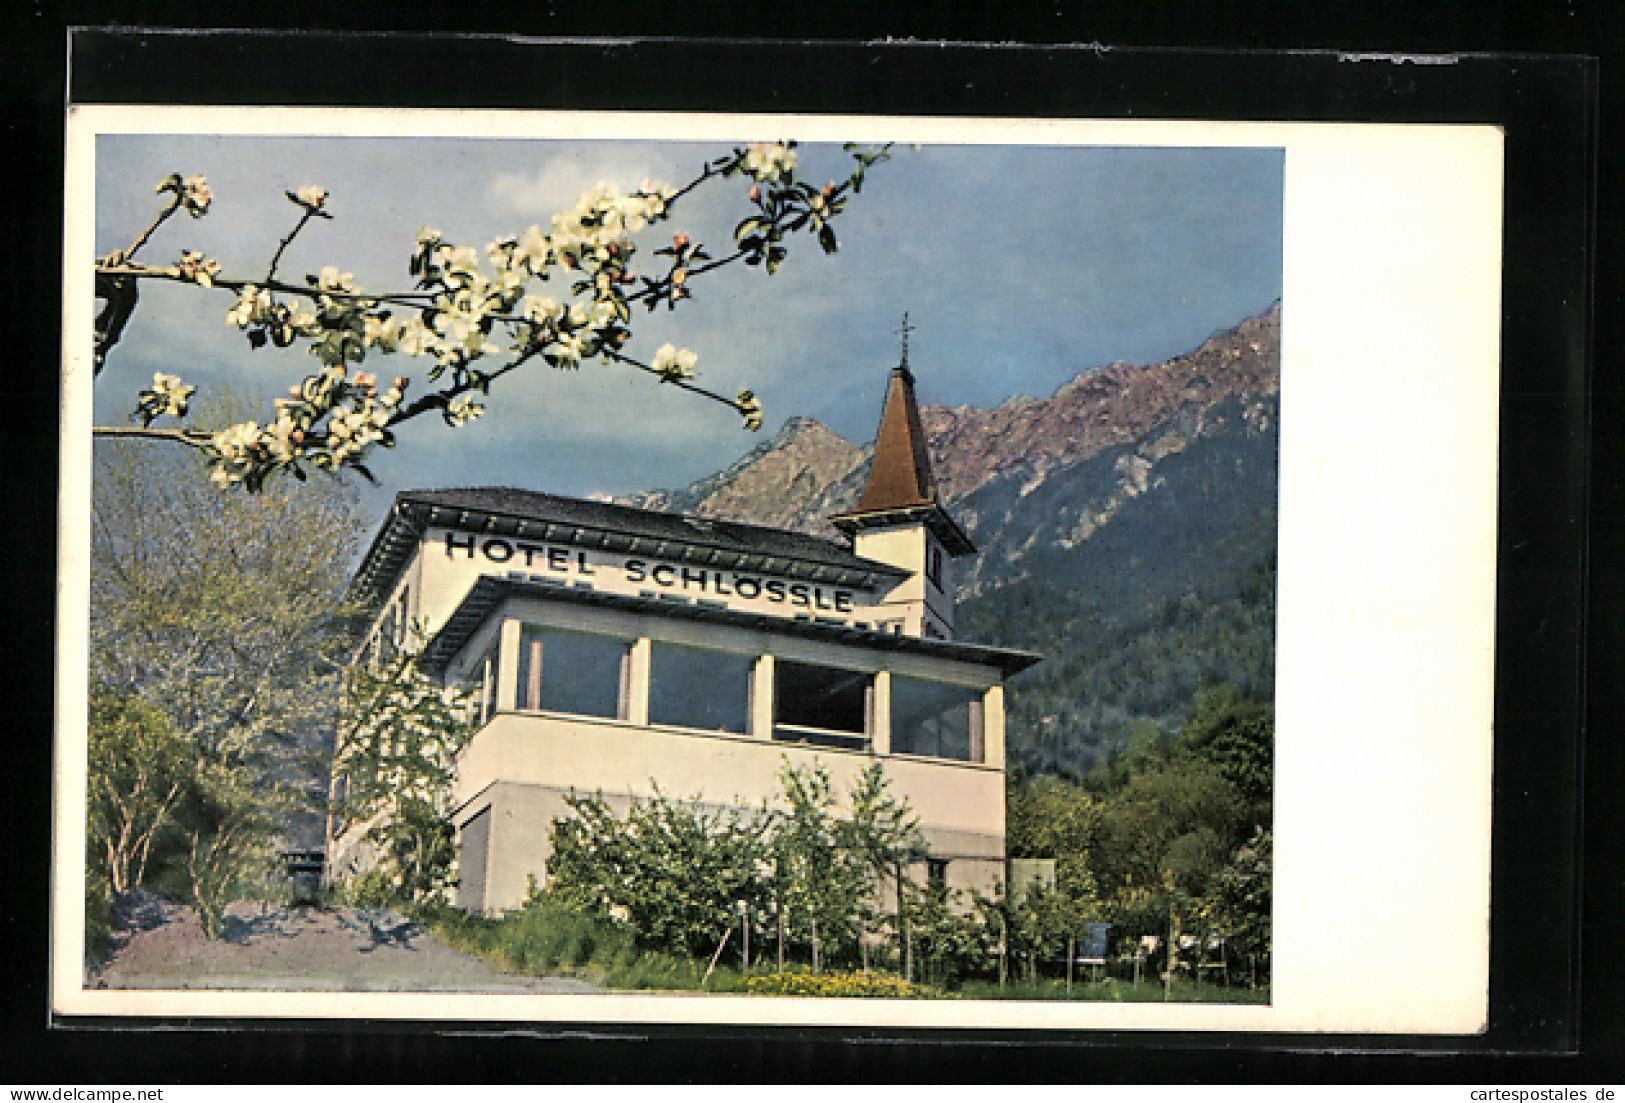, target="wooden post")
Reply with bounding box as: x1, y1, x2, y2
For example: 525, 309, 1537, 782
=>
895, 857, 908, 978
811, 915, 820, 974
702, 926, 732, 988
1164, 910, 1176, 1002
999, 913, 1008, 989
742, 910, 750, 972
1066, 935, 1074, 997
